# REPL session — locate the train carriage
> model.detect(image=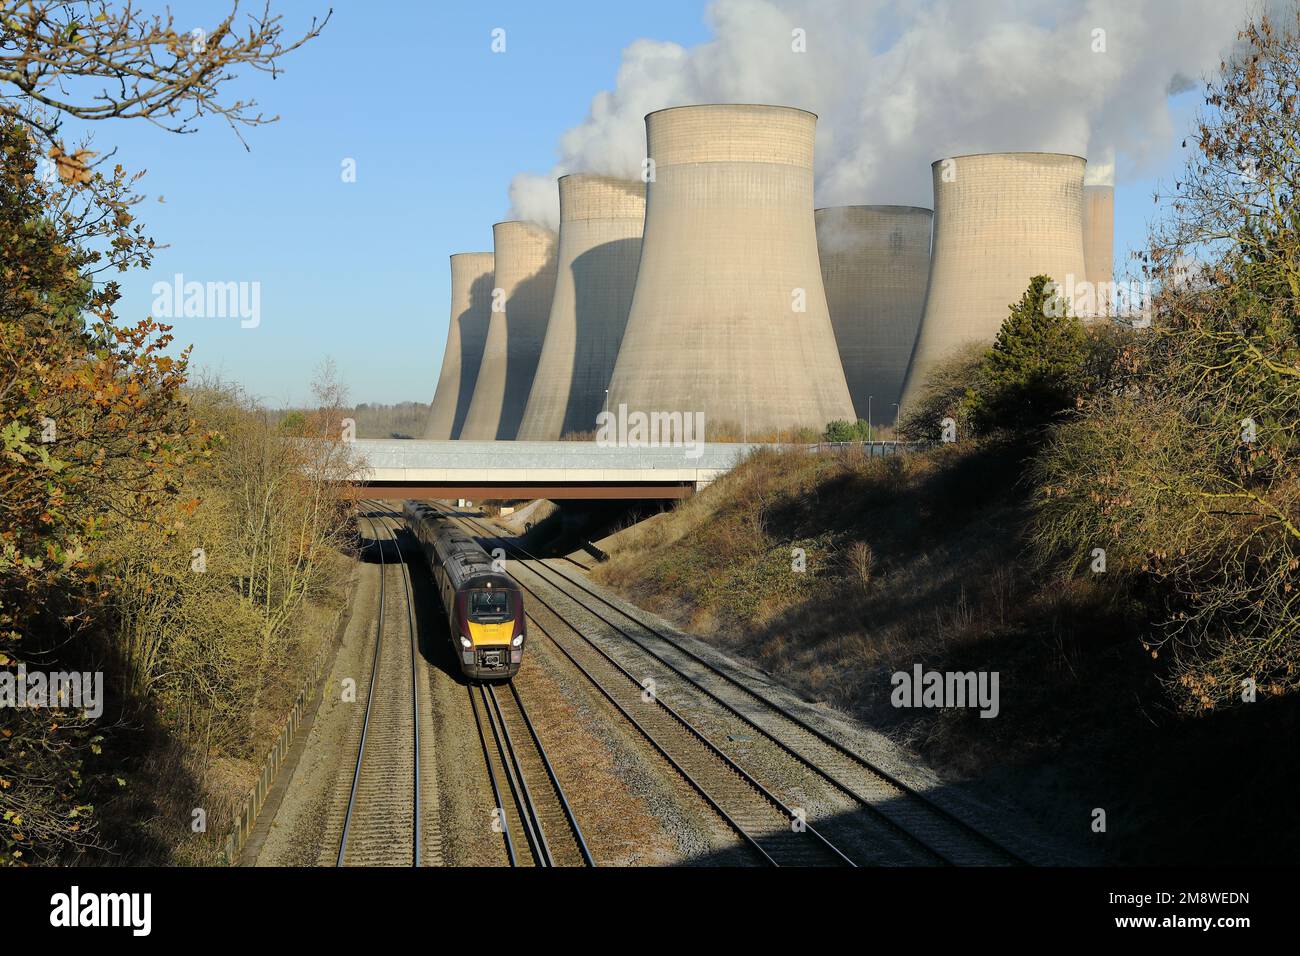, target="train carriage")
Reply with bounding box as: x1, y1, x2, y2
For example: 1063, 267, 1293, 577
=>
404, 501, 526, 680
